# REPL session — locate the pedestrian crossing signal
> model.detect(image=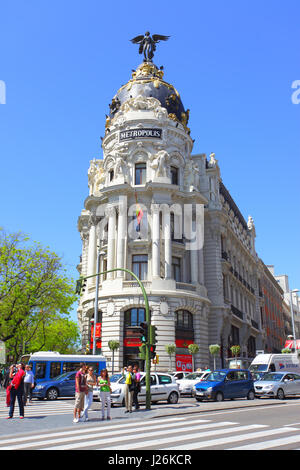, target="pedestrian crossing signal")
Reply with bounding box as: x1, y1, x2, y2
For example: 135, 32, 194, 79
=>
75, 277, 87, 295
150, 345, 156, 360
140, 322, 148, 343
